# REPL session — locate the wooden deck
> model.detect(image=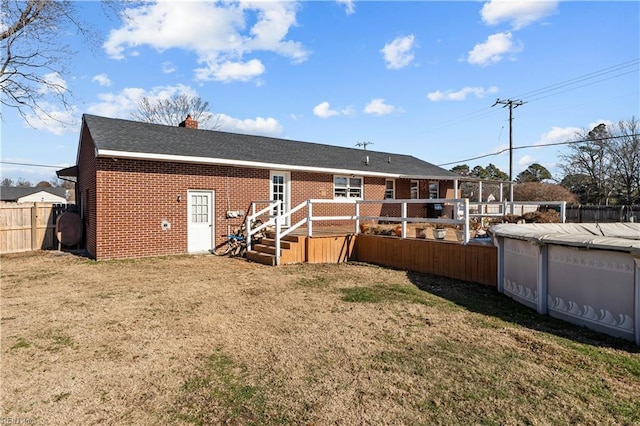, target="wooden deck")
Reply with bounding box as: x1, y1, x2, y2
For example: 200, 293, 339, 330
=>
249, 224, 497, 287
